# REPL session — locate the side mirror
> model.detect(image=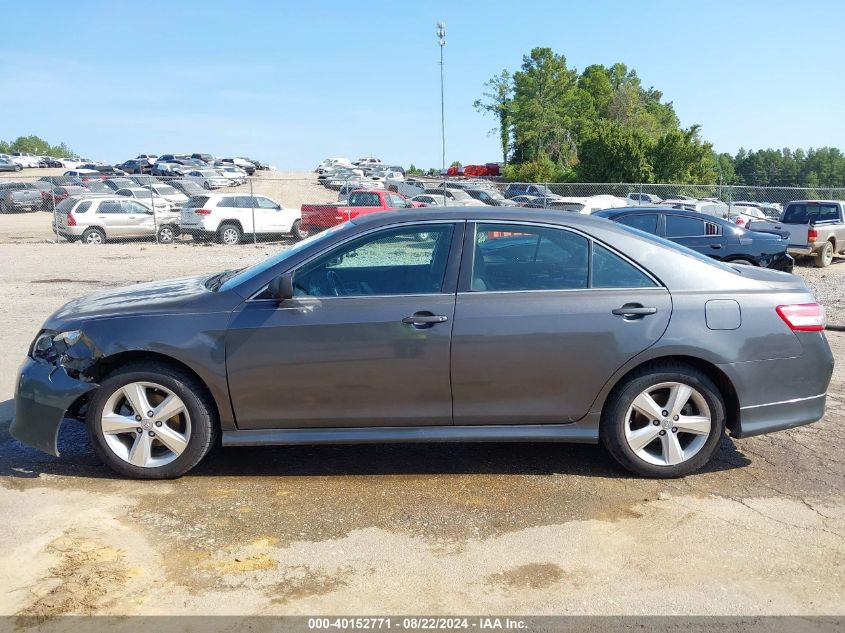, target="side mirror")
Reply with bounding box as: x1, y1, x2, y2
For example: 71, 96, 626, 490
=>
268, 272, 294, 301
